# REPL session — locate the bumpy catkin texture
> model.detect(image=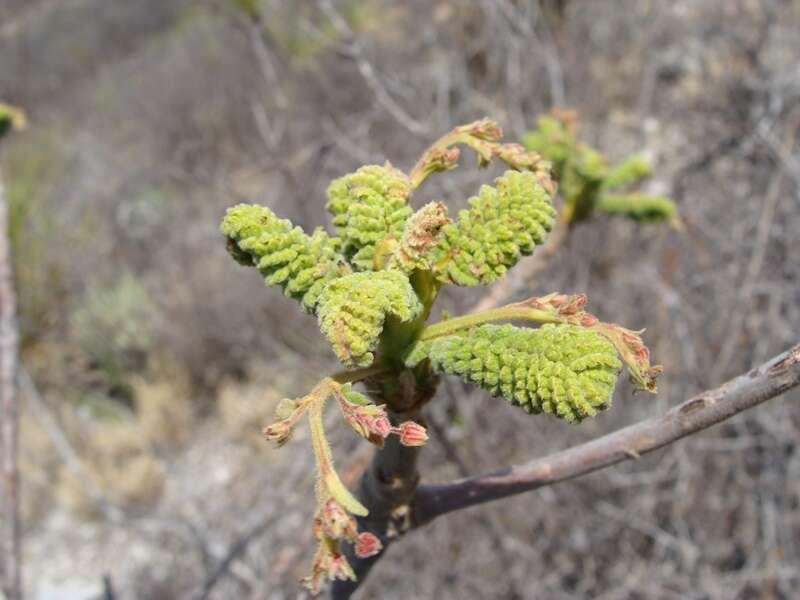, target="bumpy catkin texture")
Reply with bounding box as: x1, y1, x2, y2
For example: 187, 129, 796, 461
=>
326, 164, 413, 270
221, 204, 350, 313
407, 324, 621, 423
317, 271, 422, 367
427, 170, 555, 286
